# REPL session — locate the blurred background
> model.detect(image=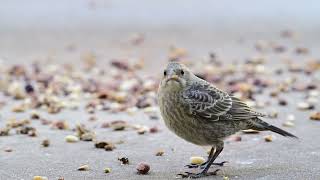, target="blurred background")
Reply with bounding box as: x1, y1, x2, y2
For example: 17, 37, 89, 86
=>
1, 0, 320, 69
